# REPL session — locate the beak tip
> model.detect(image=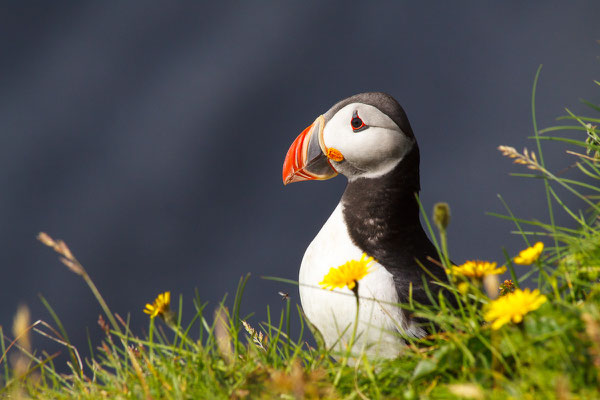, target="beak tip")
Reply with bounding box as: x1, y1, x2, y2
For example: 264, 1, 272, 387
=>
282, 173, 294, 185
282, 166, 293, 185
282, 115, 337, 186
